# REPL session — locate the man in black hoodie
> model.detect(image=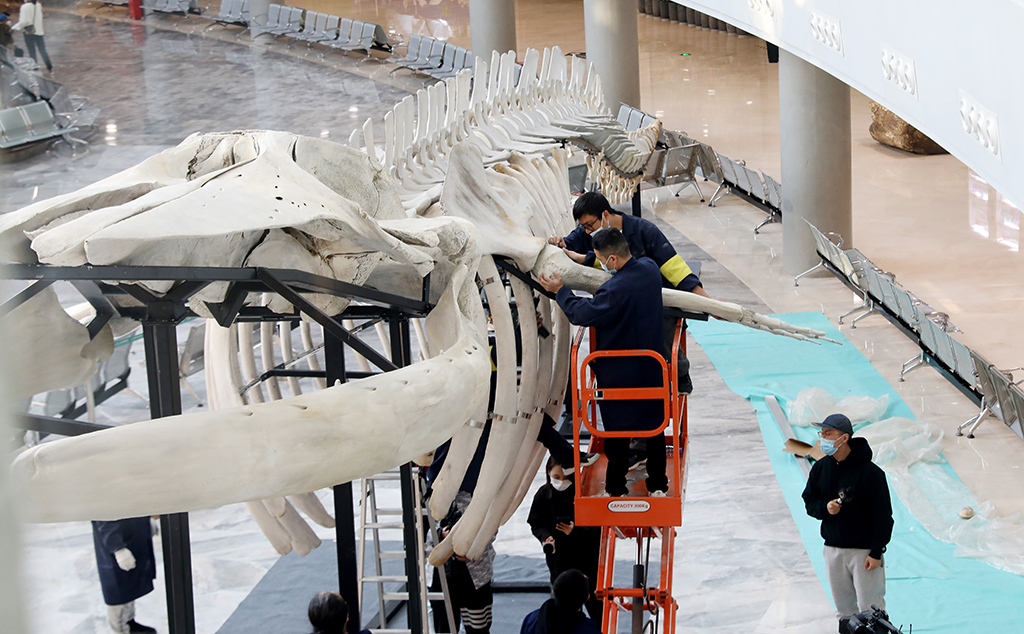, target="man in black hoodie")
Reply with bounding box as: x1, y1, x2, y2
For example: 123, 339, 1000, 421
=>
802, 413, 893, 632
